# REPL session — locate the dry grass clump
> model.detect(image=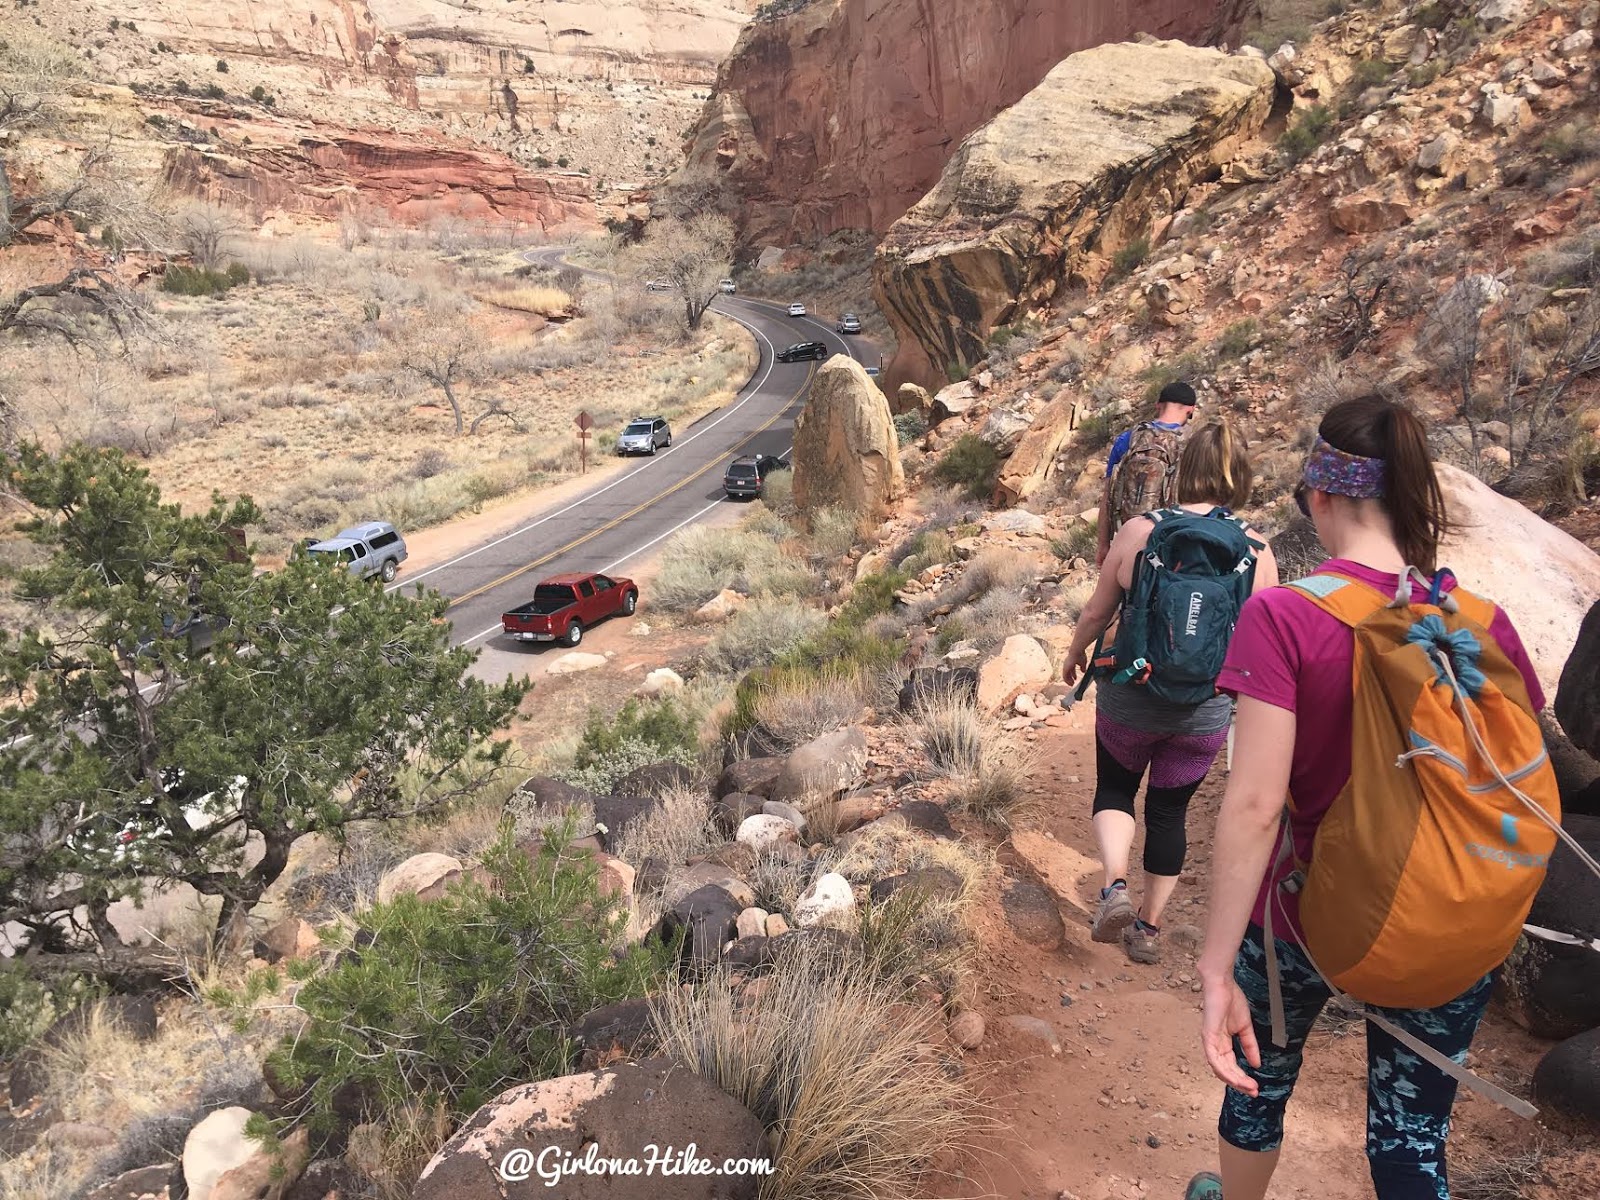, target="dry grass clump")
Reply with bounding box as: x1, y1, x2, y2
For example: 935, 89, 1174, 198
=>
702, 598, 827, 675
752, 668, 870, 747
612, 784, 721, 874
652, 524, 817, 613
1450, 1146, 1548, 1200
476, 283, 573, 318
907, 694, 1038, 829
651, 949, 978, 1200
